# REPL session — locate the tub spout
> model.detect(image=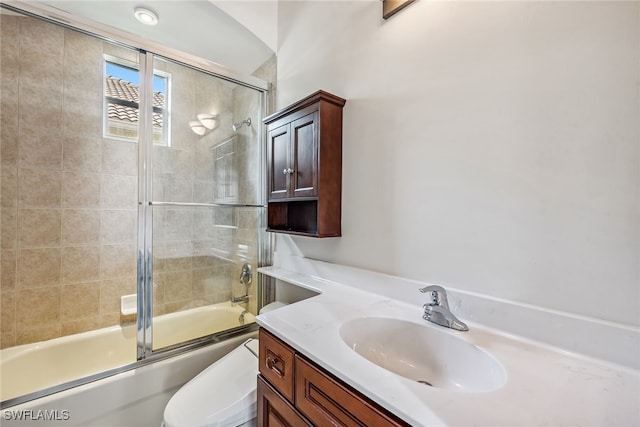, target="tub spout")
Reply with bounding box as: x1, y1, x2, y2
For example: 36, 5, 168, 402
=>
231, 294, 249, 304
